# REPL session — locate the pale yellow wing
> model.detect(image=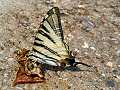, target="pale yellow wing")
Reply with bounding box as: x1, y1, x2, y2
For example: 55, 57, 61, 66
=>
28, 7, 69, 66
